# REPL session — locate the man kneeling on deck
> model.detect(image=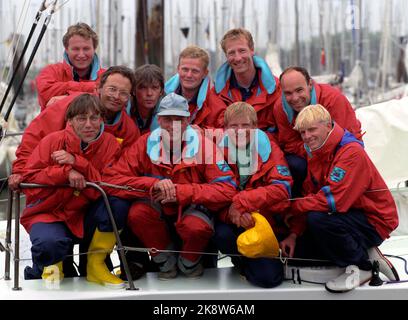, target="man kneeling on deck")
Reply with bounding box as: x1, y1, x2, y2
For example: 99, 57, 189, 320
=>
213, 102, 301, 288
291, 104, 399, 293
21, 94, 127, 288
103, 93, 237, 280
